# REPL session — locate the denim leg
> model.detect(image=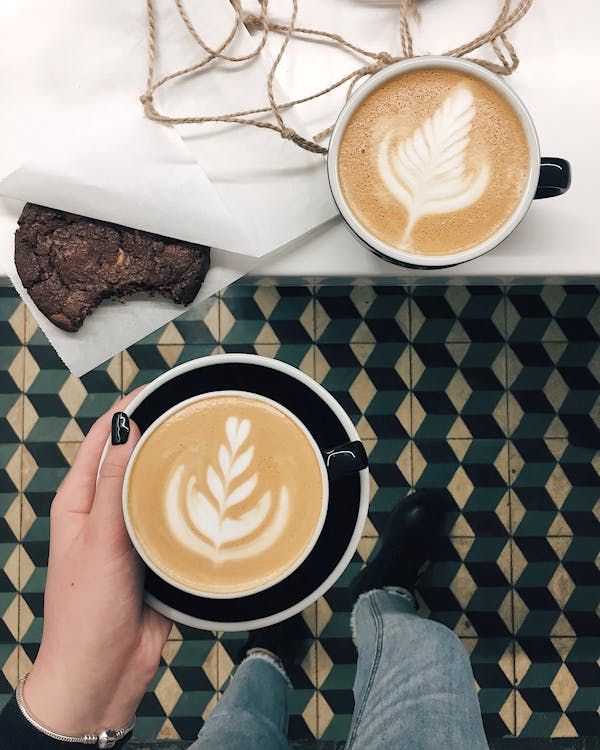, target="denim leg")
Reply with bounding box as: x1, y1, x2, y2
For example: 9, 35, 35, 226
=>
346, 589, 489, 750
187, 654, 290, 750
